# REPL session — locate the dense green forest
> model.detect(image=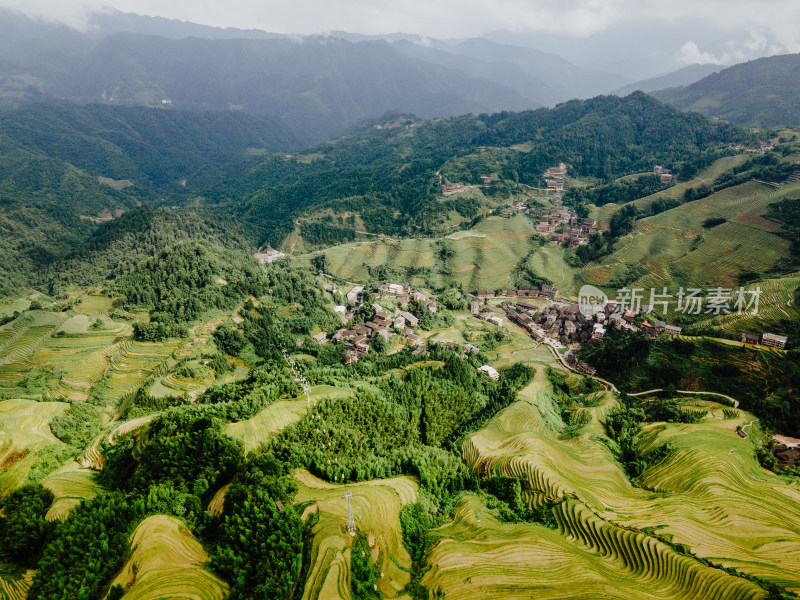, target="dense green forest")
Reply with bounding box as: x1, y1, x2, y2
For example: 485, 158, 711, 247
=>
115, 240, 266, 340
0, 103, 299, 188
